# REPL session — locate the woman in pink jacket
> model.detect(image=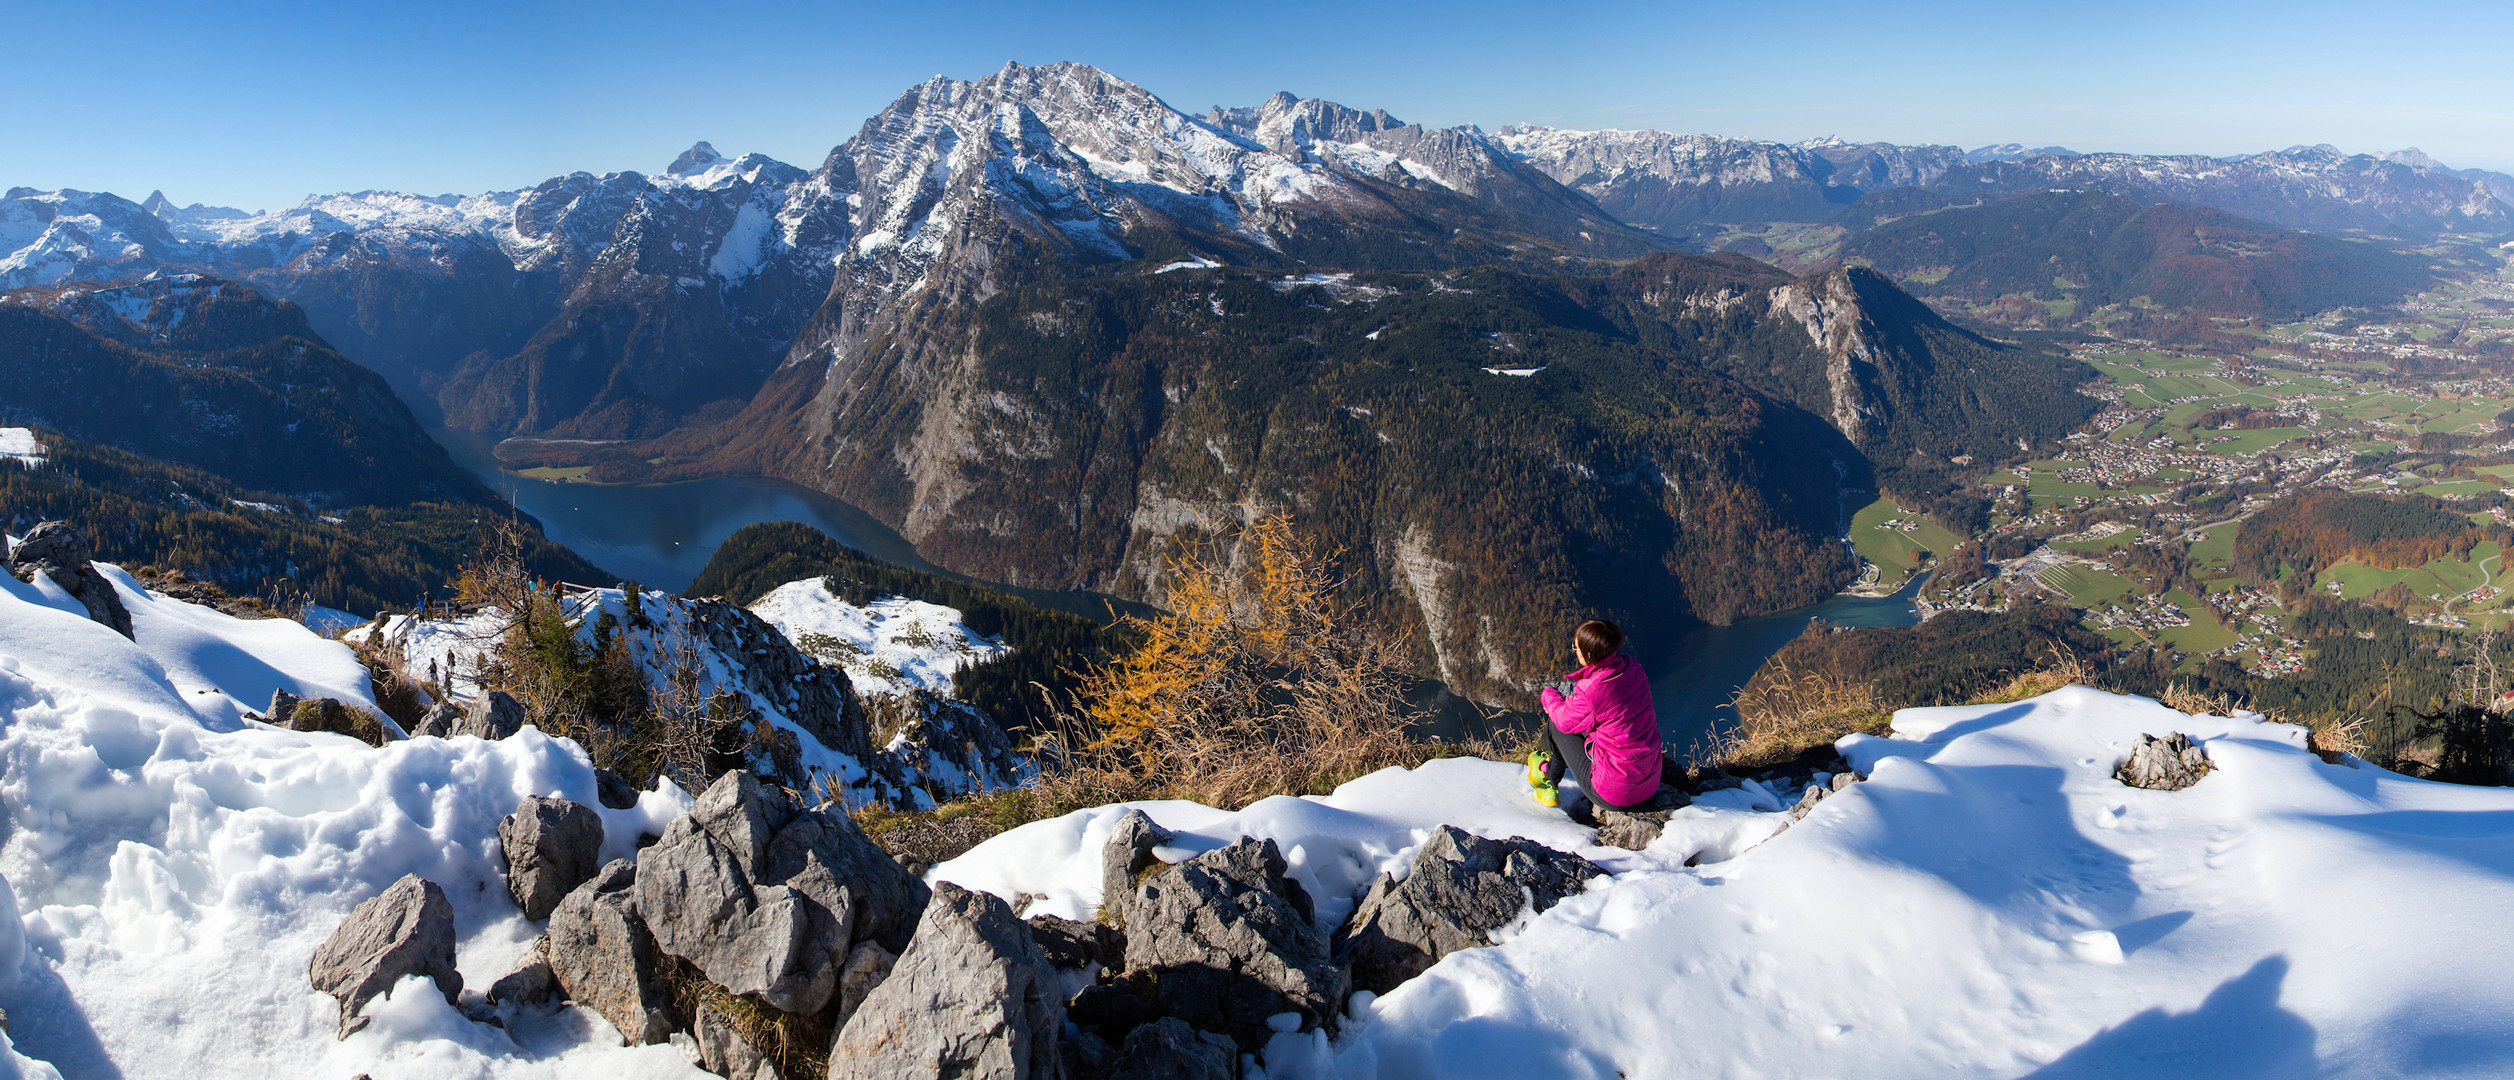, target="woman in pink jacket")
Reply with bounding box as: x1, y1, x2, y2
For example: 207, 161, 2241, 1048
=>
1529, 619, 1661, 813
